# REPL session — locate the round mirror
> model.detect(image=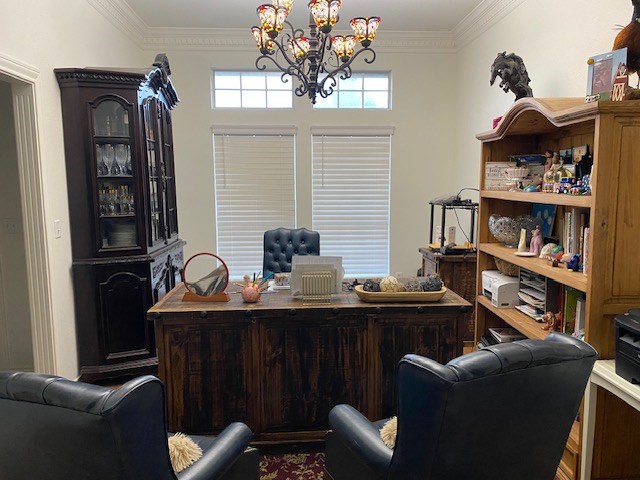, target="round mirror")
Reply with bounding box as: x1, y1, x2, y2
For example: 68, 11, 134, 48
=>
182, 252, 230, 302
